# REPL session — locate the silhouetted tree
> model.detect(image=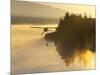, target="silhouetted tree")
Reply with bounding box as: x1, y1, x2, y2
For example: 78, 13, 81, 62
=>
45, 12, 96, 66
